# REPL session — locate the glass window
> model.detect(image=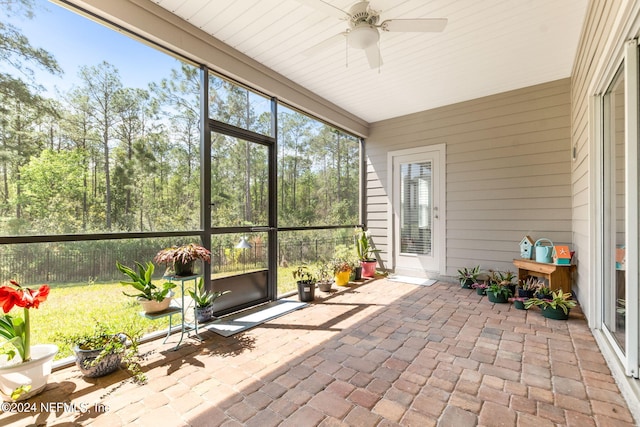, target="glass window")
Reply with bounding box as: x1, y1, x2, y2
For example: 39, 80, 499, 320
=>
277, 106, 359, 227
603, 65, 626, 351
0, 1, 200, 235
208, 74, 273, 136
